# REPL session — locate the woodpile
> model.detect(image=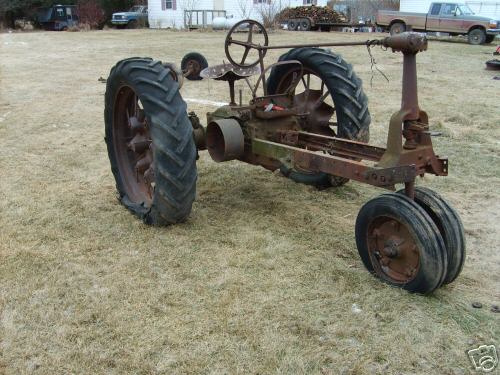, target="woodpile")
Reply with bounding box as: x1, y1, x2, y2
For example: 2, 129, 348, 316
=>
277, 6, 348, 24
